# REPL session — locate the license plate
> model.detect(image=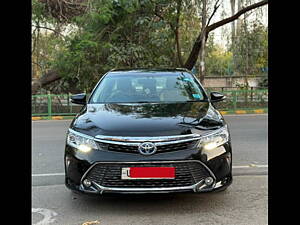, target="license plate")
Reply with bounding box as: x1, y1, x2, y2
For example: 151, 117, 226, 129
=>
121, 167, 175, 180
